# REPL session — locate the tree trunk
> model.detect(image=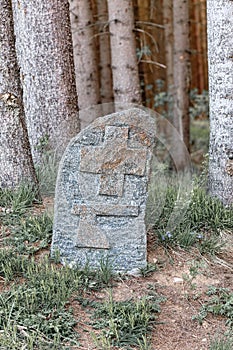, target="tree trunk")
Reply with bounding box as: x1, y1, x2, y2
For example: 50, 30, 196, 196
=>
0, 0, 38, 190
12, 0, 80, 162
163, 0, 173, 119
193, 0, 205, 92
207, 0, 233, 206
69, 0, 101, 128
96, 0, 114, 115
172, 0, 191, 170
190, 0, 208, 92
200, 0, 208, 91
135, 0, 151, 107
108, 0, 142, 109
